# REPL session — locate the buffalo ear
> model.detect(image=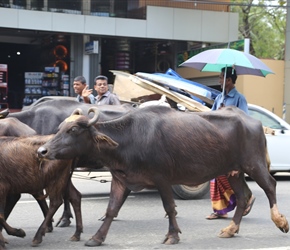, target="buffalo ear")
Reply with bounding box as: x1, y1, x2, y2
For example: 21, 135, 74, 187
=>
95, 133, 118, 149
